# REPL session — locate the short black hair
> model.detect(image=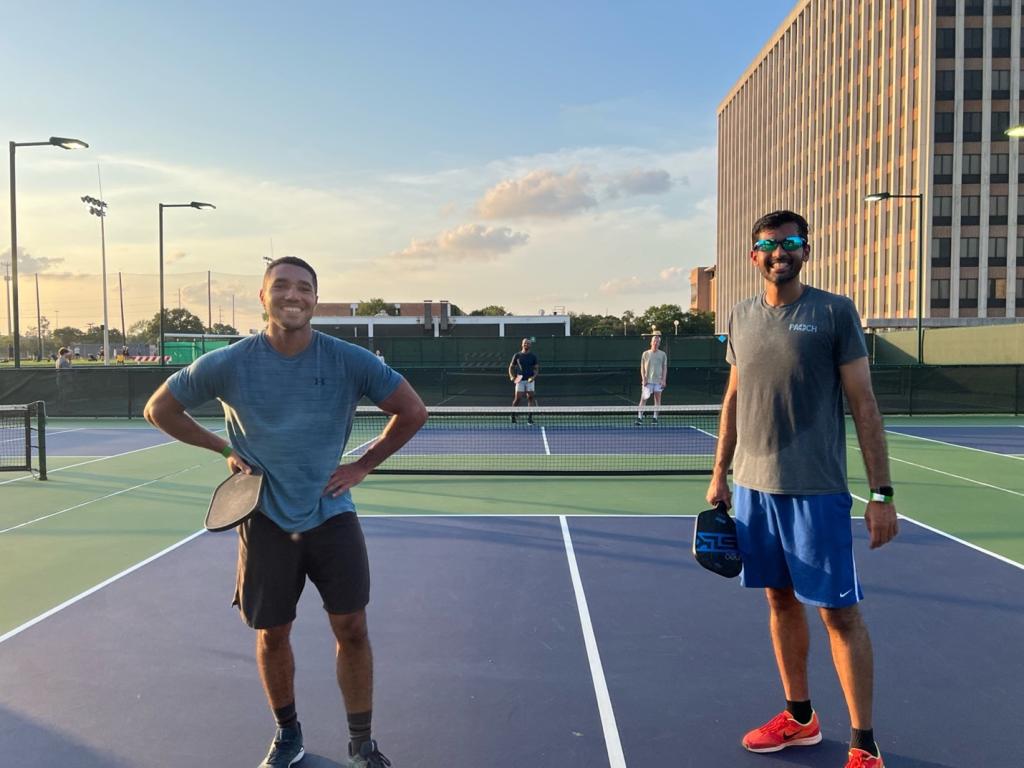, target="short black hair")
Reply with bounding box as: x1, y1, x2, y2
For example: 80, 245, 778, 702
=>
263, 256, 318, 292
750, 210, 809, 246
